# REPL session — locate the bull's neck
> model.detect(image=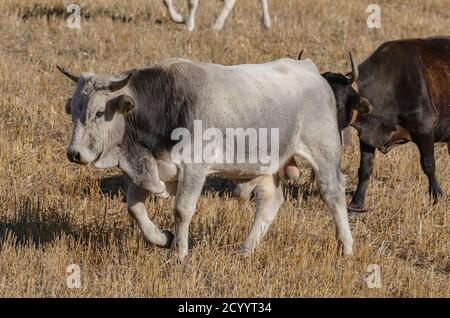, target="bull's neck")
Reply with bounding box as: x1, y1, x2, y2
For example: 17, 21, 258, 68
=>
117, 136, 166, 195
